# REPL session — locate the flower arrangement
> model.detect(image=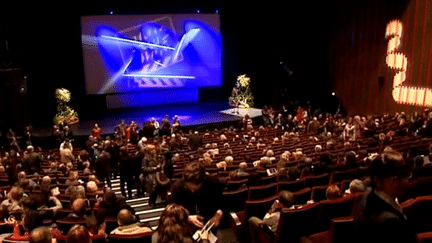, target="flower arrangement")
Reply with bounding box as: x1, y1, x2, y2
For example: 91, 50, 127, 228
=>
232, 74, 254, 108
53, 88, 79, 125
